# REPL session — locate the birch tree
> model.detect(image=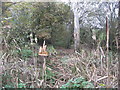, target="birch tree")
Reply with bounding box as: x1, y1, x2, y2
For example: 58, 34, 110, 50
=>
70, 2, 99, 51
72, 2, 80, 52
